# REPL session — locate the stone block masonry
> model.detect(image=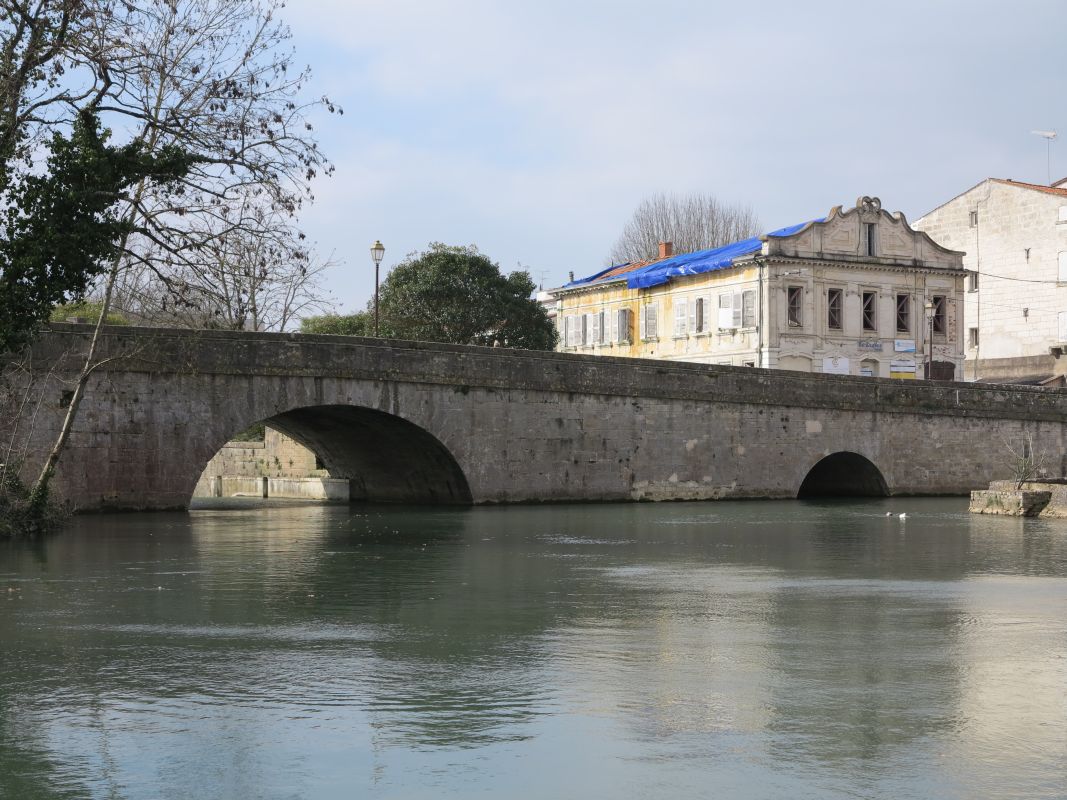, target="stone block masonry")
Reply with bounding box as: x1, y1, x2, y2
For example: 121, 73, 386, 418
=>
7, 324, 1067, 511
